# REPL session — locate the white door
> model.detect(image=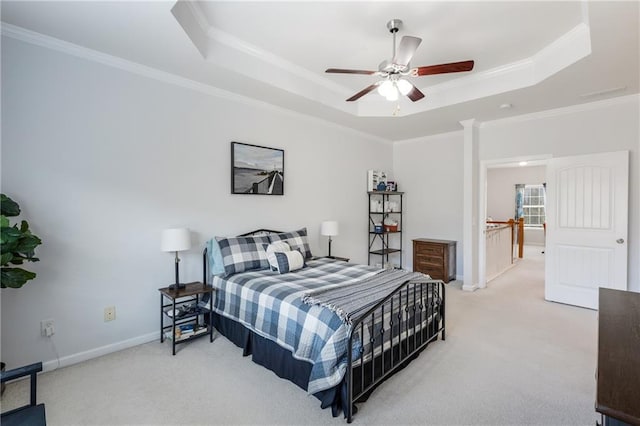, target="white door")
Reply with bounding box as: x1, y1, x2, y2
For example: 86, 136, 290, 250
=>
545, 151, 629, 309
